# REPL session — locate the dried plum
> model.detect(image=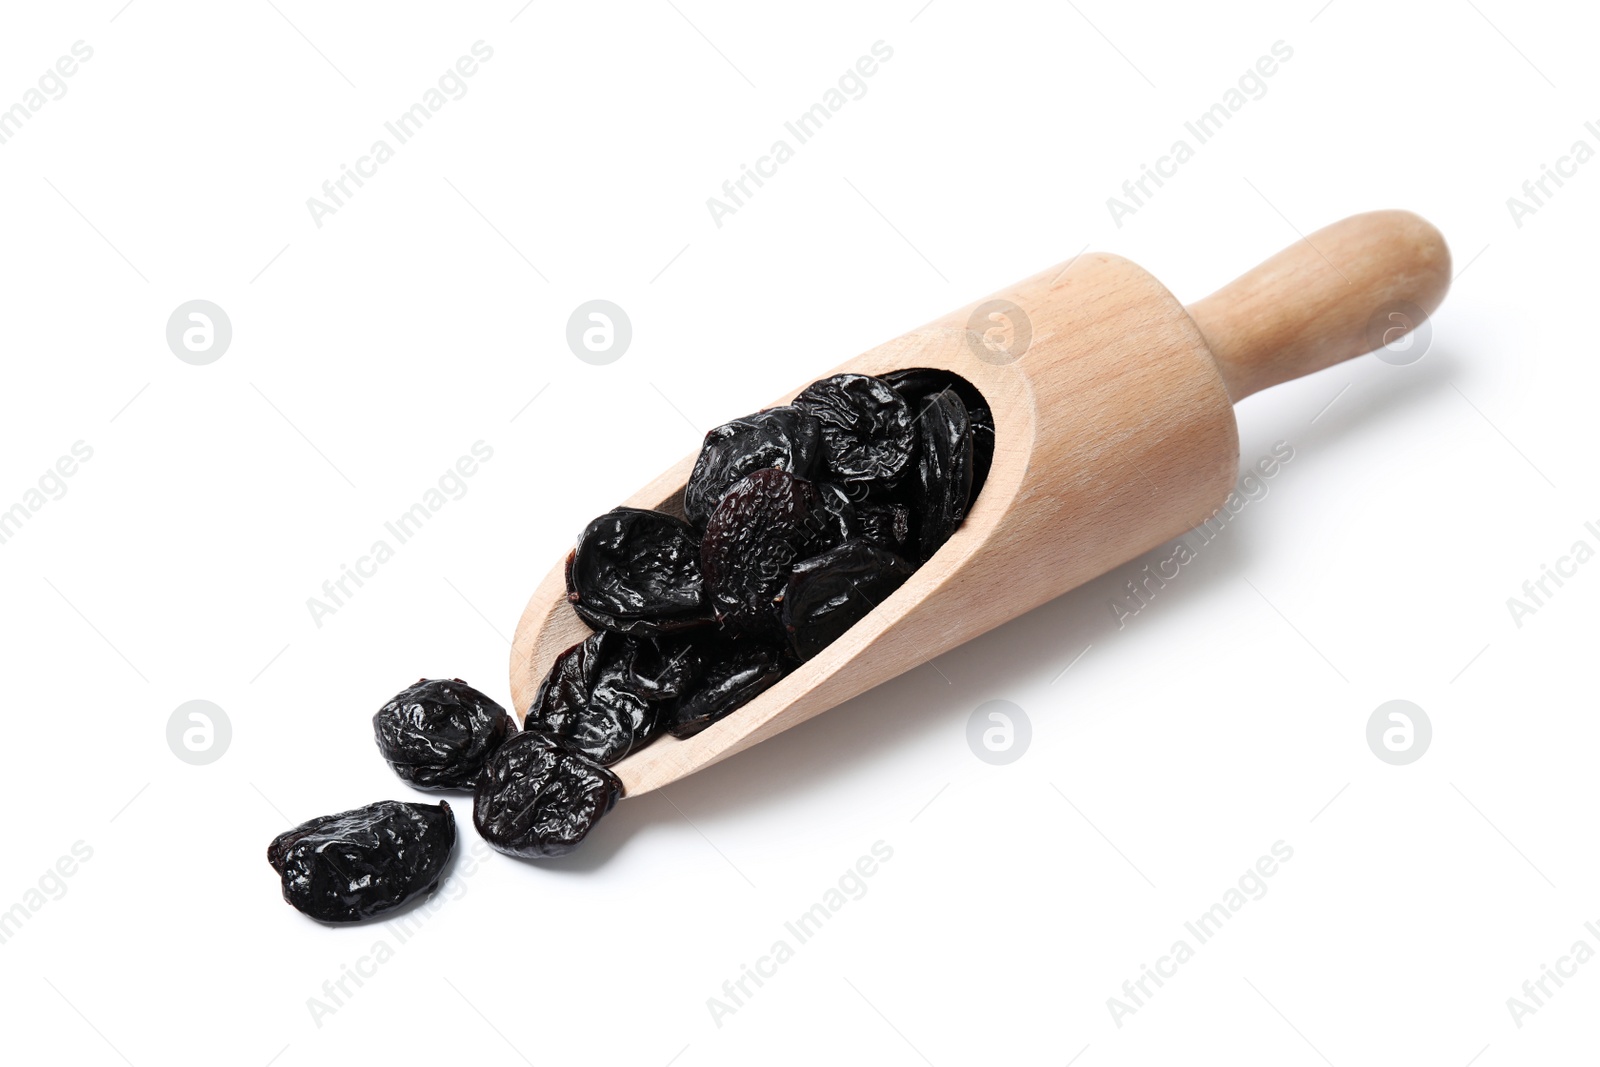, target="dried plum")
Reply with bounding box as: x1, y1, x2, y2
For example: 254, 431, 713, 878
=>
626, 636, 702, 700
506, 364, 995, 825
856, 502, 912, 554
526, 632, 661, 766
373, 678, 514, 790
910, 387, 974, 562
700, 467, 823, 633
268, 800, 456, 923
474, 732, 621, 859
883, 368, 995, 499
781, 541, 915, 661
814, 482, 859, 547
793, 374, 915, 485
684, 407, 822, 525
666, 641, 788, 738
568, 507, 710, 635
